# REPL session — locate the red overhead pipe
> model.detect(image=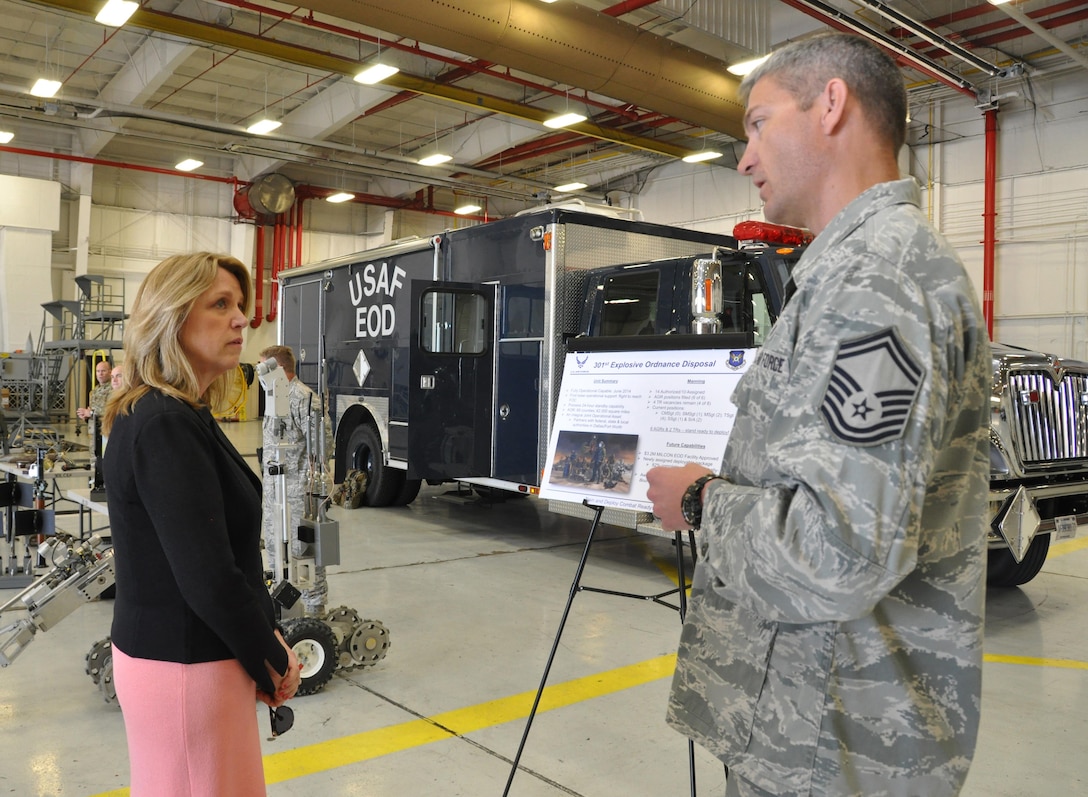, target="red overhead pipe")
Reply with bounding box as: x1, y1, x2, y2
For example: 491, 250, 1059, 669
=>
285, 206, 295, 272
602, 0, 660, 15
0, 144, 240, 186
982, 108, 998, 340
776, 0, 976, 98
250, 223, 266, 329
267, 212, 284, 323
295, 198, 305, 268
